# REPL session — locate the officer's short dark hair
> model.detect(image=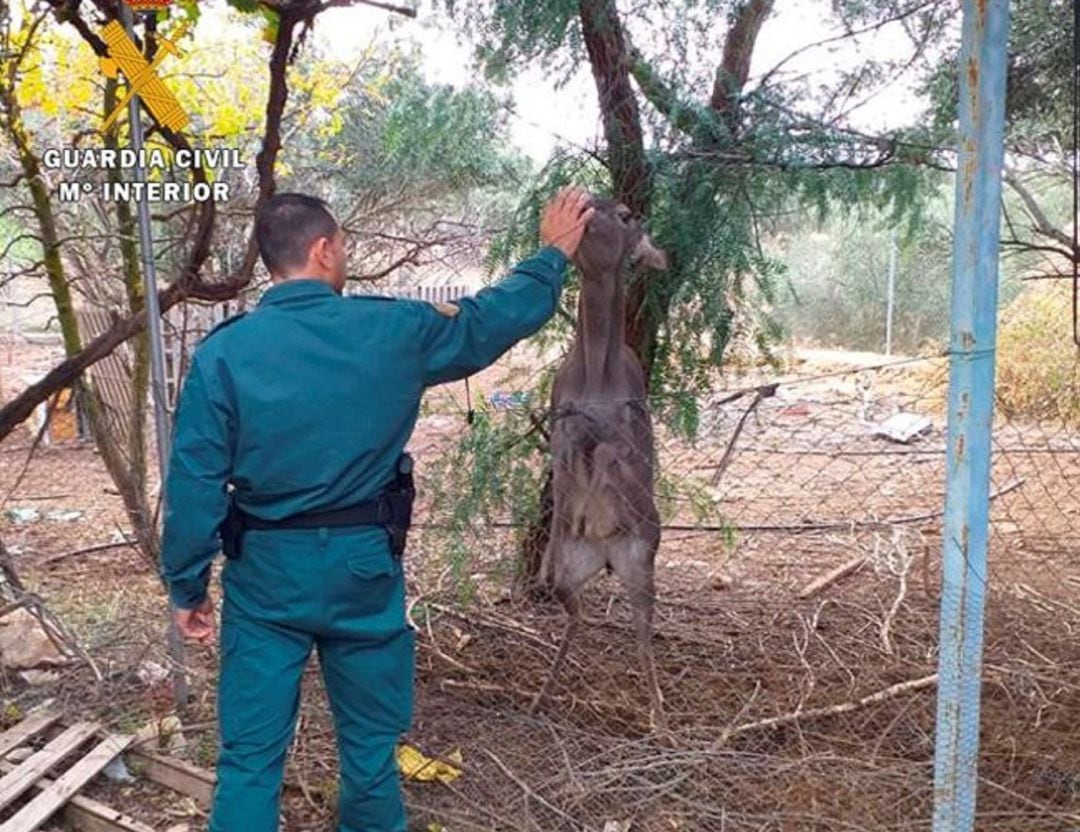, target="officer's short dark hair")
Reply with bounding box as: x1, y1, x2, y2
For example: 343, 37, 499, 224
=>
255, 192, 339, 275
